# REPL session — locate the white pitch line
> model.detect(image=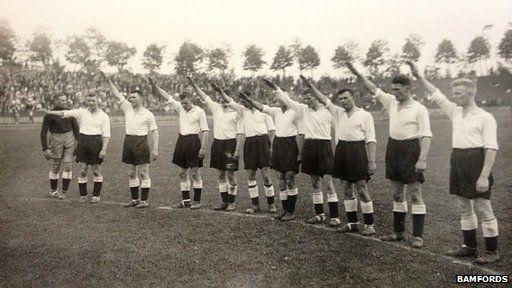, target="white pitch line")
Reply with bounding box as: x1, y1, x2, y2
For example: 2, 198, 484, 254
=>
23, 197, 504, 275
